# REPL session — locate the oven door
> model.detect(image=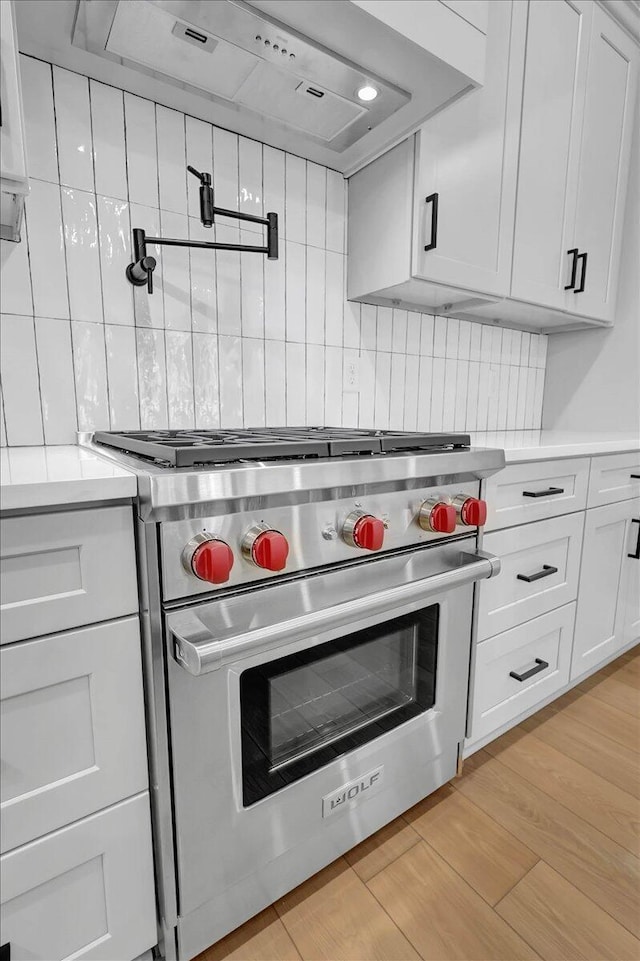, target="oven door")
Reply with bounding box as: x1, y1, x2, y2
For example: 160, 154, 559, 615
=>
166, 540, 499, 957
